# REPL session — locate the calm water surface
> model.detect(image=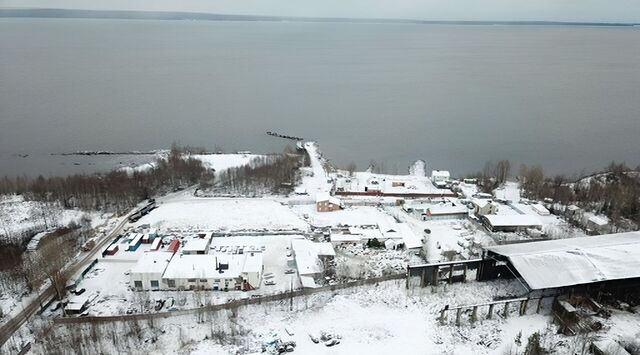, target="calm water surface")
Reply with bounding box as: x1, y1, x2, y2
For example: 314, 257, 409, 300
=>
1, 19, 639, 177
